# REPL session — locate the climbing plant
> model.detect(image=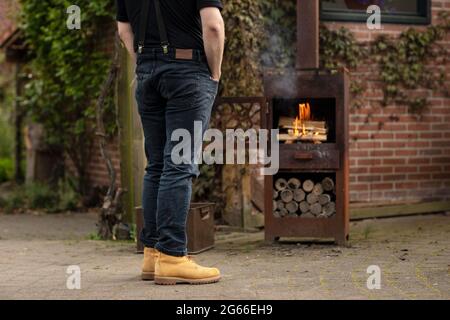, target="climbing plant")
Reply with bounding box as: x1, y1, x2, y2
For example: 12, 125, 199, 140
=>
20, 0, 115, 196
372, 12, 450, 114
221, 0, 265, 96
